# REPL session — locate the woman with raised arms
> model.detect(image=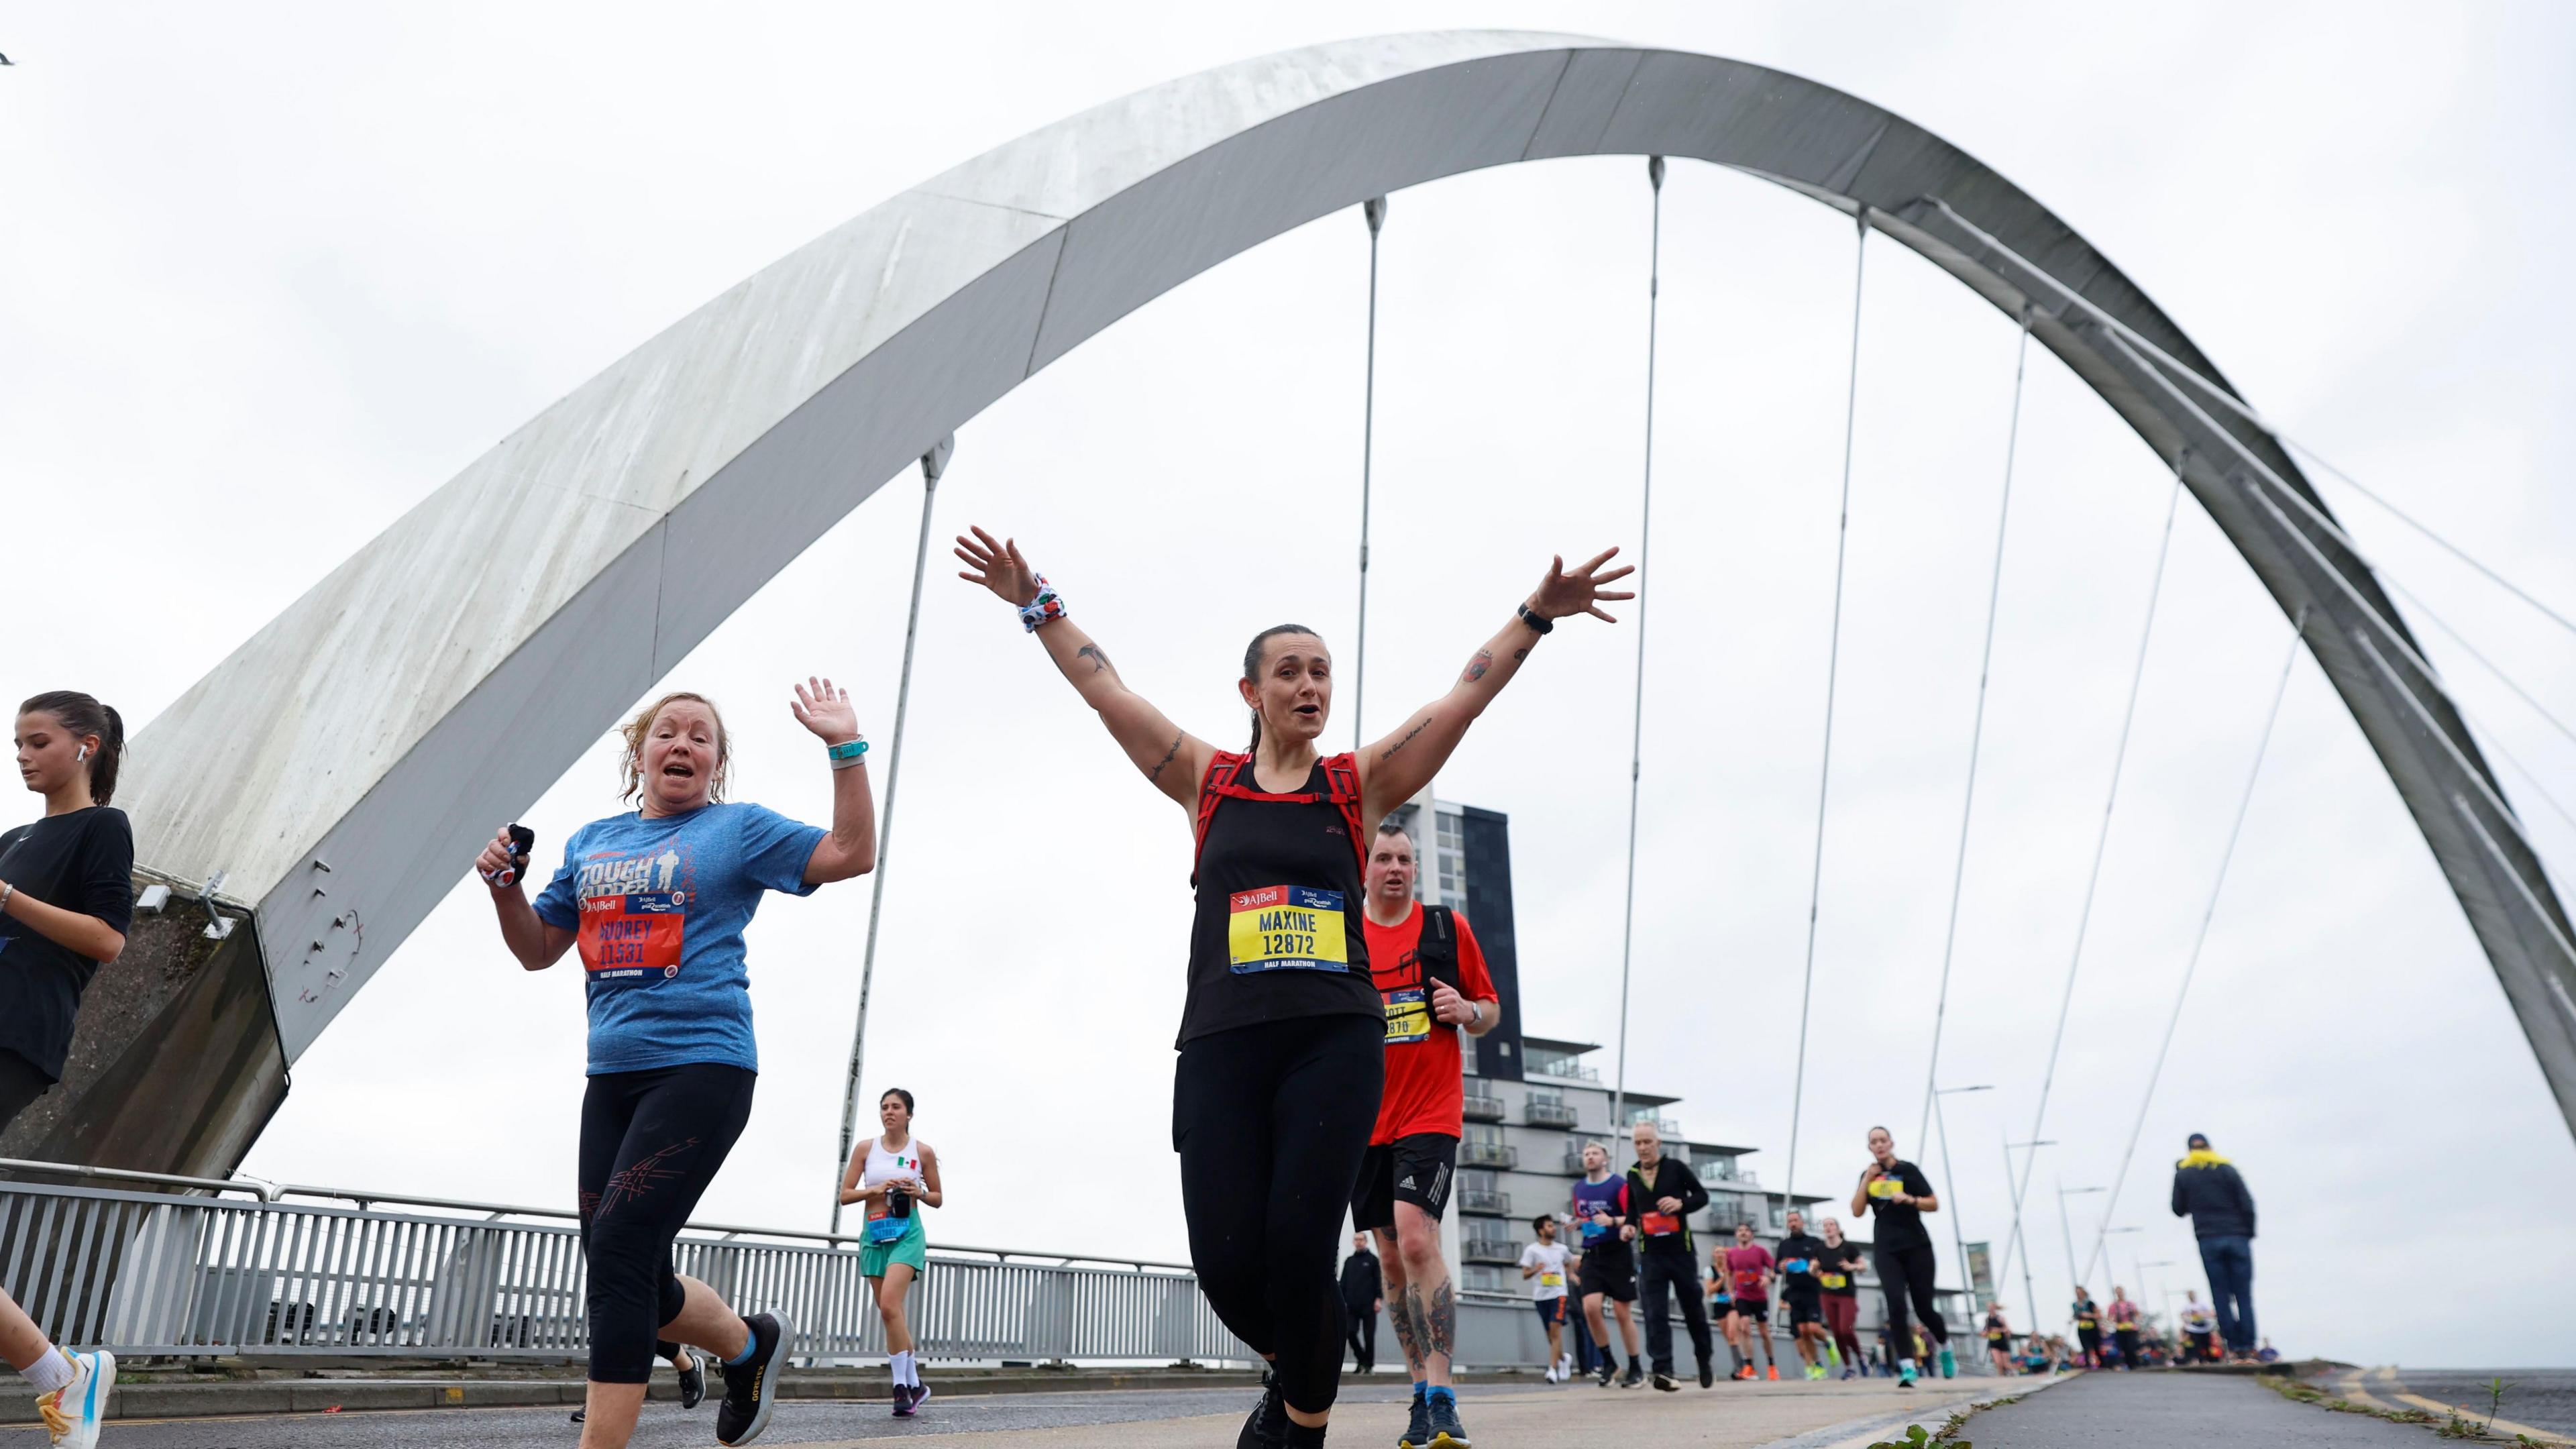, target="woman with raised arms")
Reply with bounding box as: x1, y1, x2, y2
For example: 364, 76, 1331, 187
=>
956, 528, 1631, 1448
